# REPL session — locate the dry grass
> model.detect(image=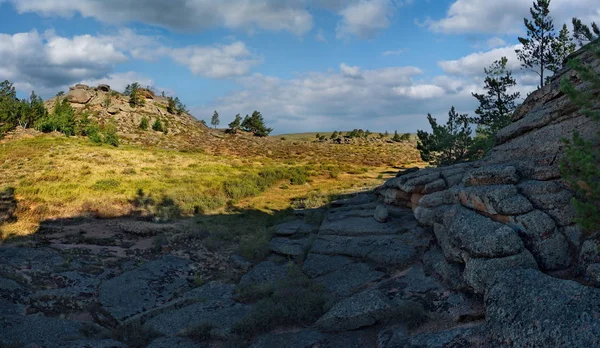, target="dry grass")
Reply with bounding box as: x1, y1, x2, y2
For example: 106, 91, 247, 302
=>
0, 133, 422, 239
